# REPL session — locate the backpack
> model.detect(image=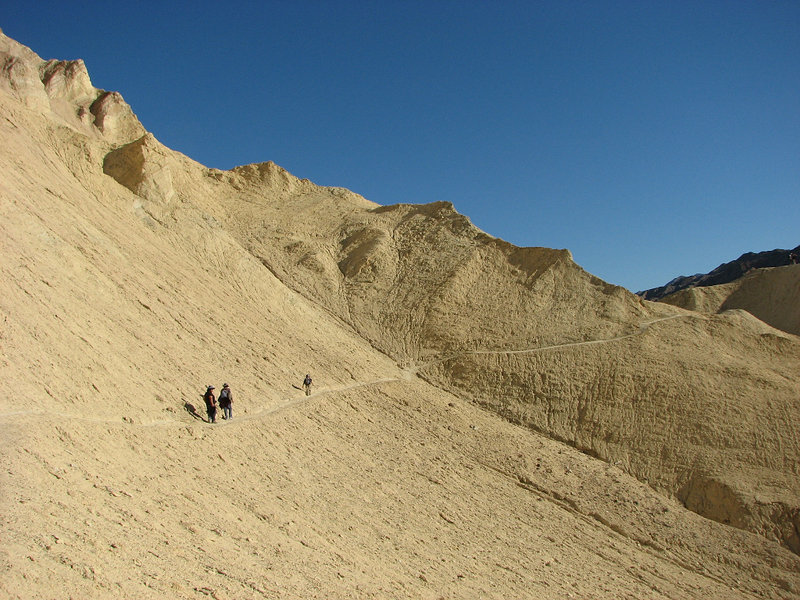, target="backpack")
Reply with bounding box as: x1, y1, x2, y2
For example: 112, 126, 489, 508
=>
220, 388, 230, 400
